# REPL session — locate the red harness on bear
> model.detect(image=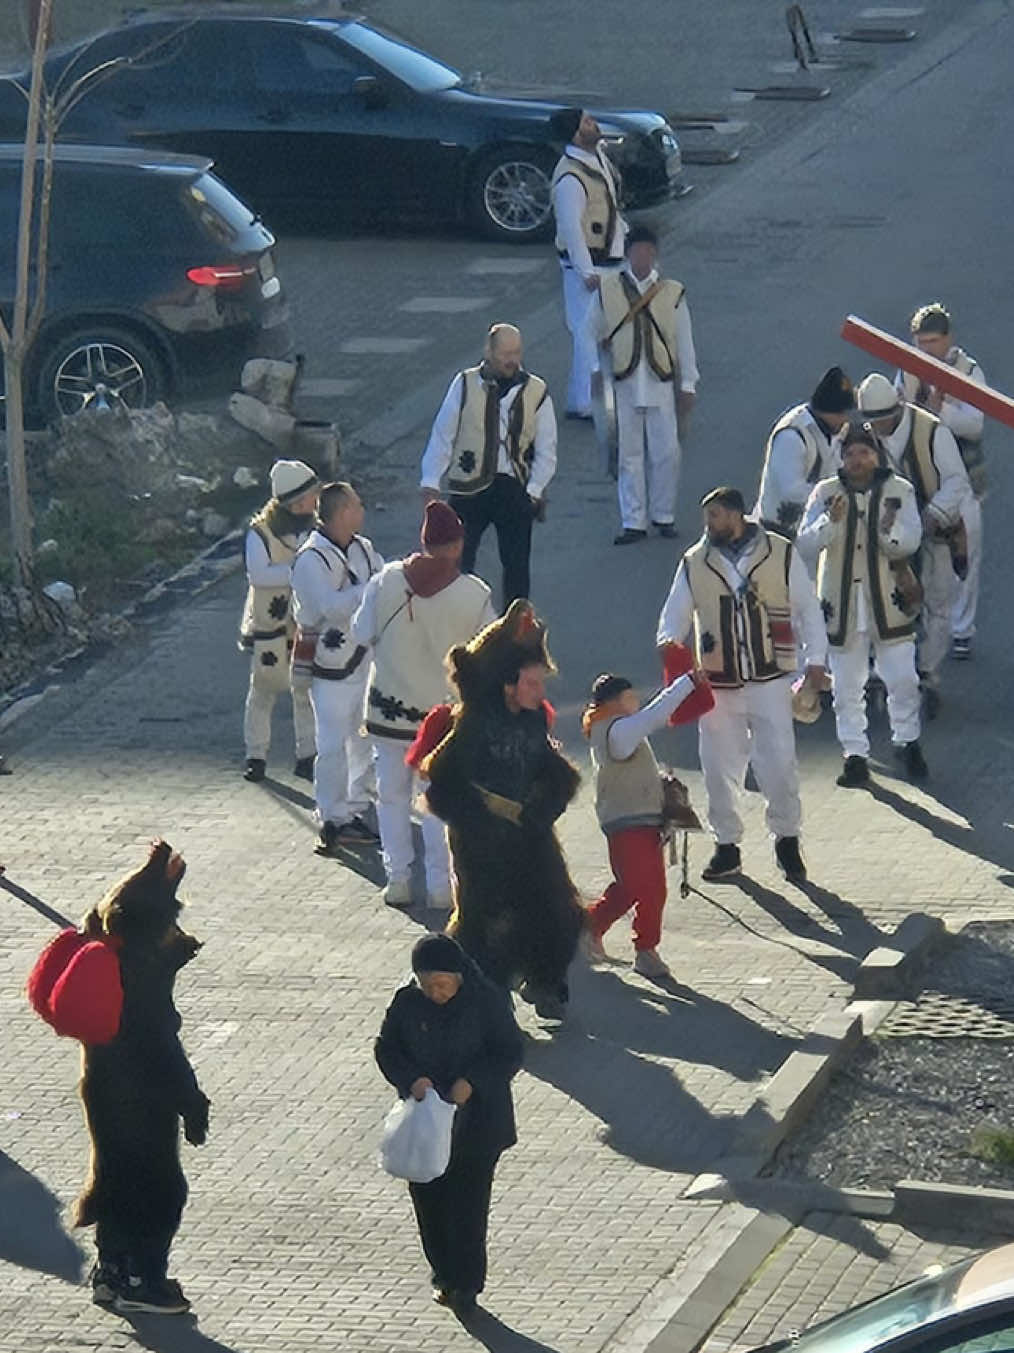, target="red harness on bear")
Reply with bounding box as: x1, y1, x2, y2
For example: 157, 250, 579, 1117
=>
26, 929, 123, 1045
